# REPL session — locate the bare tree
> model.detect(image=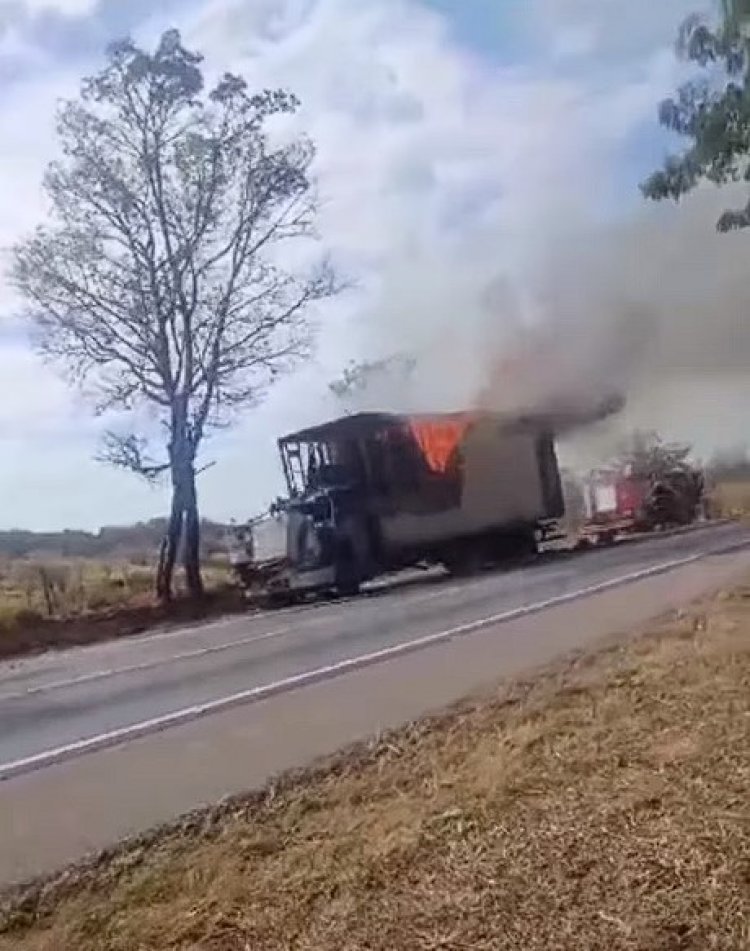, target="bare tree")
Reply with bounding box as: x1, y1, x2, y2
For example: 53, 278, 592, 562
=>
13, 30, 337, 601
615, 431, 693, 479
